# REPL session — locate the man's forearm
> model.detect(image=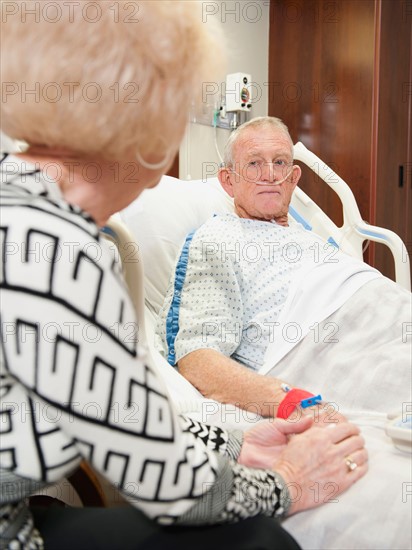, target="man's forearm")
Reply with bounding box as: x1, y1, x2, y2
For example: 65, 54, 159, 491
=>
178, 349, 287, 418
